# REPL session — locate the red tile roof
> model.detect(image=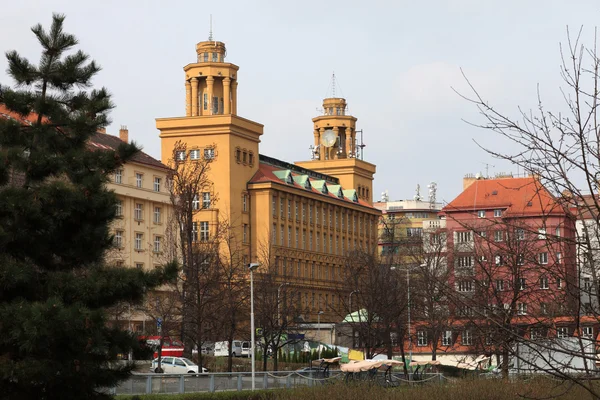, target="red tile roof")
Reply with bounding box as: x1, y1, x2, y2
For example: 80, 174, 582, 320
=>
249, 158, 376, 209
443, 177, 568, 217
0, 104, 168, 171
